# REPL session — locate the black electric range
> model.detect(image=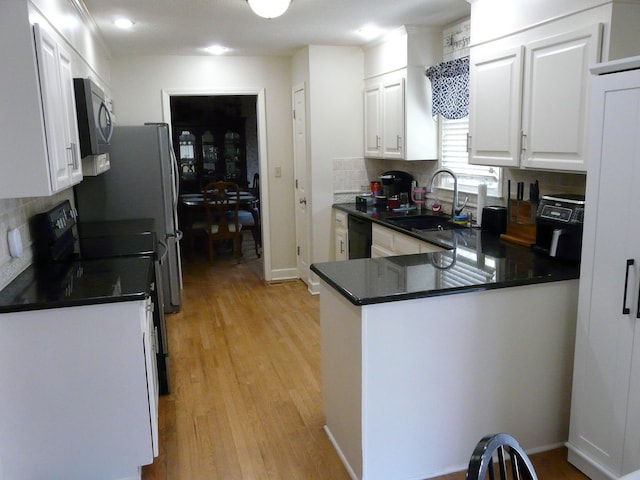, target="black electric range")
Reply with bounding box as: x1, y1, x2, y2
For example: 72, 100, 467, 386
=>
0, 201, 170, 394
76, 217, 171, 395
